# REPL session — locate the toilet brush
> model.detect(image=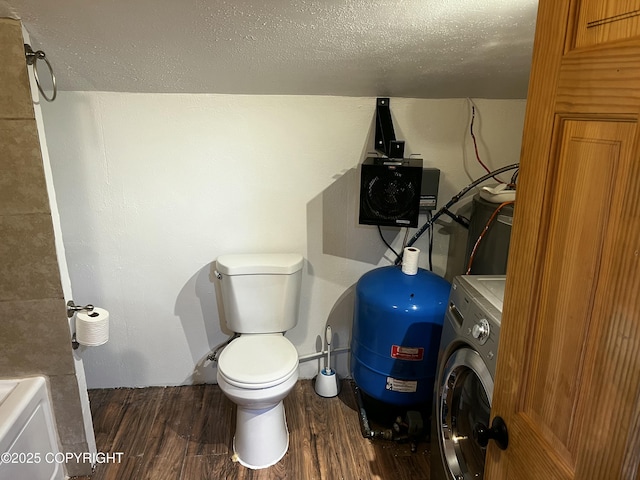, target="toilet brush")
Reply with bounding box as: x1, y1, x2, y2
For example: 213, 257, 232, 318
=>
314, 325, 341, 397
